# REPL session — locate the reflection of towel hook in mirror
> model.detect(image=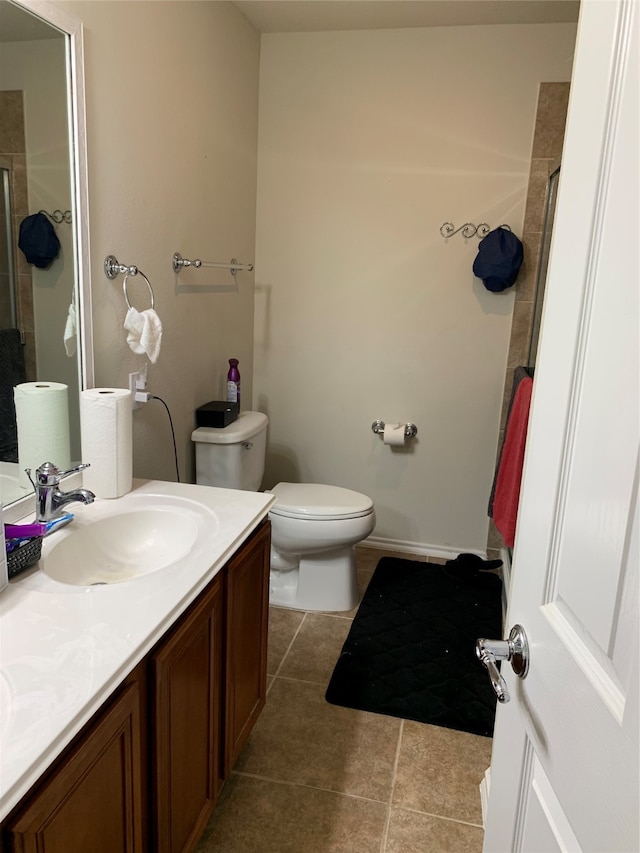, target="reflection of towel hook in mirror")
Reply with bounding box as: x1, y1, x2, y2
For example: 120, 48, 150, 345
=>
440, 222, 511, 239
39, 208, 72, 224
